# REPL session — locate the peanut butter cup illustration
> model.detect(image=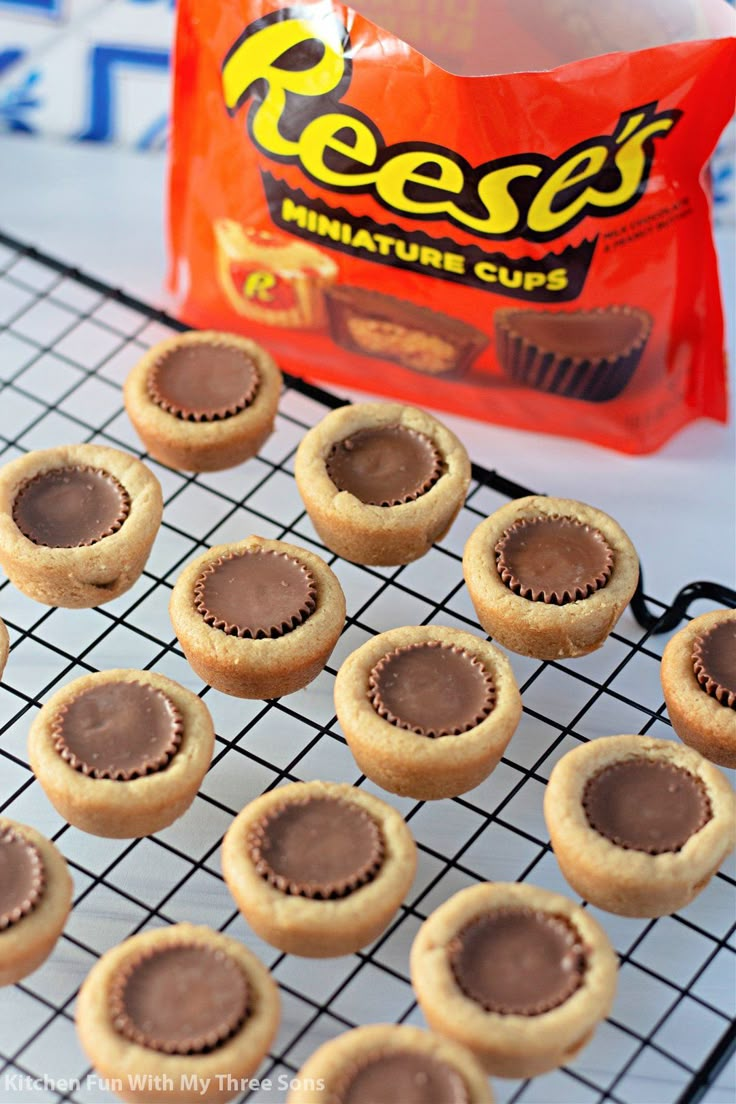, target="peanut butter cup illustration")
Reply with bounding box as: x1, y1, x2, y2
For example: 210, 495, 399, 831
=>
295, 402, 471, 565
170, 536, 345, 698
29, 669, 215, 837
287, 1023, 493, 1104
463, 495, 639, 659
325, 286, 488, 376
0, 444, 162, 608
411, 882, 617, 1078
77, 923, 280, 1104
335, 625, 522, 800
661, 609, 736, 767
124, 329, 282, 472
495, 306, 652, 401
0, 817, 73, 986
222, 781, 416, 957
215, 219, 338, 328
544, 735, 736, 917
